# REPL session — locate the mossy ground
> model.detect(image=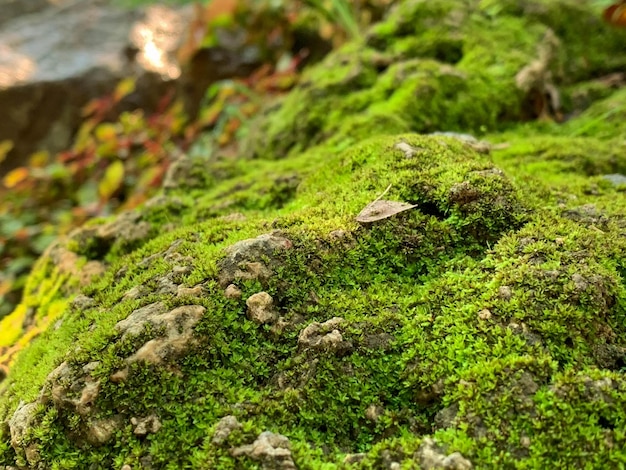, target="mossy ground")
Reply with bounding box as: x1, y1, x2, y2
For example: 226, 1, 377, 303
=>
2, 1, 626, 468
